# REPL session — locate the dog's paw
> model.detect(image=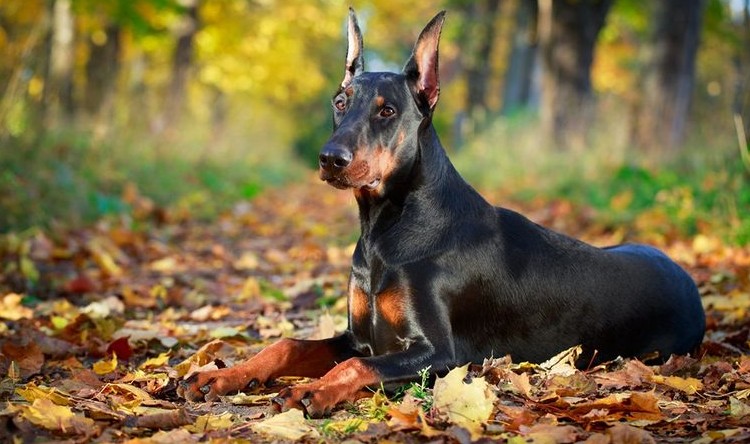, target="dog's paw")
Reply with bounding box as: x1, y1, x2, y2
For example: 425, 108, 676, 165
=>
272, 384, 336, 418
178, 369, 258, 402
